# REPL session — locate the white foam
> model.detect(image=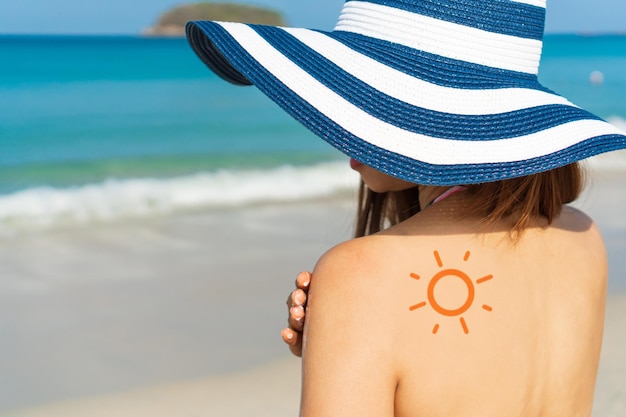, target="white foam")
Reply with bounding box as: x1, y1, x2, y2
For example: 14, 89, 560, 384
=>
0, 162, 359, 234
